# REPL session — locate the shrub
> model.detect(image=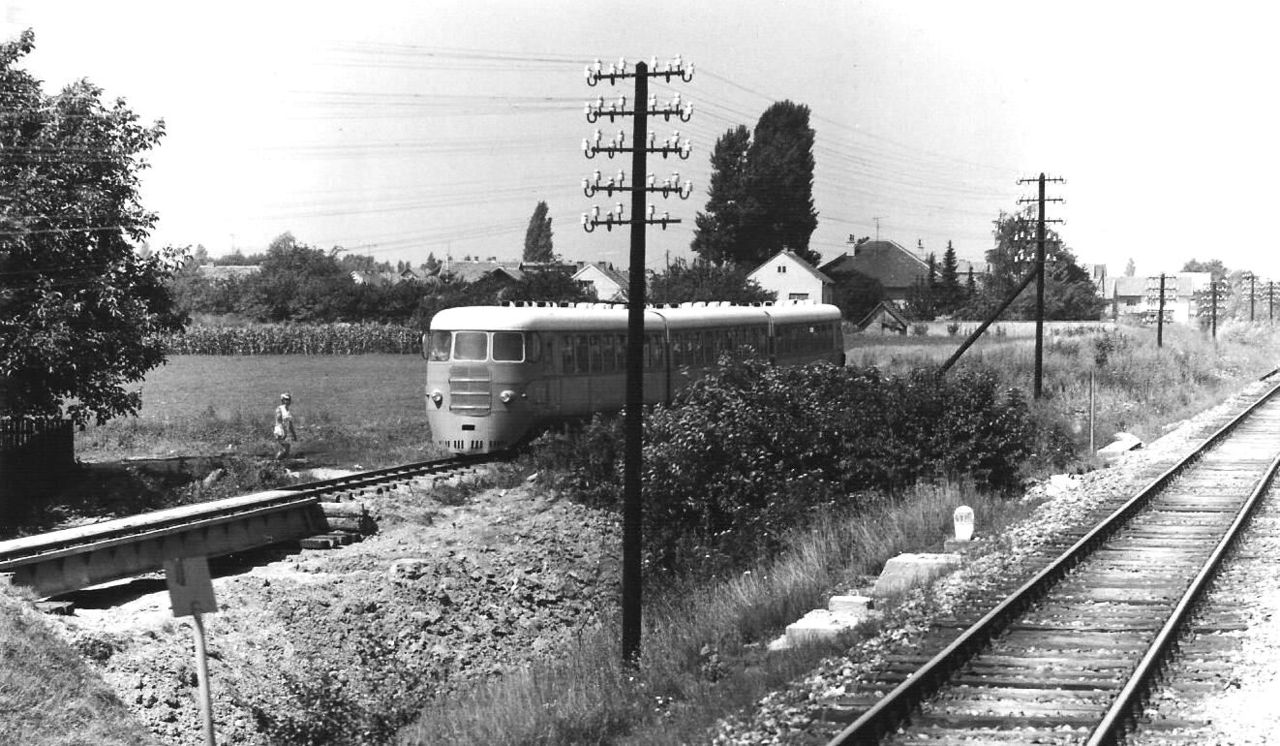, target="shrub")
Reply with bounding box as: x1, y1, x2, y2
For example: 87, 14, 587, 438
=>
539, 358, 1044, 573
946, 322, 961, 336
911, 323, 928, 336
